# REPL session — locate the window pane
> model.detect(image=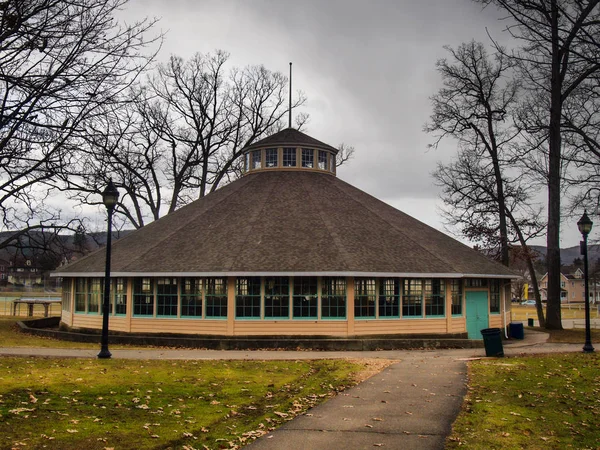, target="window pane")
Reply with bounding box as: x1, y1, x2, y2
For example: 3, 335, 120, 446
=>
252, 150, 262, 169
321, 277, 346, 318
402, 279, 422, 317
62, 279, 72, 312
157, 278, 178, 316
88, 278, 102, 314
425, 279, 445, 316
318, 151, 327, 170
451, 280, 463, 315
355, 278, 376, 318
302, 148, 314, 168
264, 276, 289, 318
490, 280, 501, 313
75, 278, 87, 313
181, 277, 202, 317
206, 278, 227, 318
379, 278, 400, 317
283, 148, 296, 167
133, 278, 154, 316
114, 278, 127, 315
265, 148, 278, 168
236, 277, 261, 318
293, 276, 318, 318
